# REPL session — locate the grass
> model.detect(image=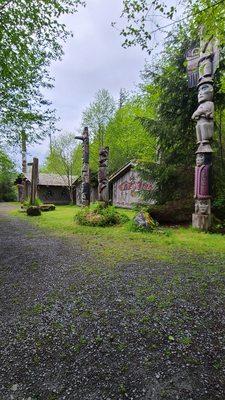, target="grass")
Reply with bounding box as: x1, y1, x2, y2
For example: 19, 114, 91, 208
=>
4, 203, 225, 397
10, 204, 225, 265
